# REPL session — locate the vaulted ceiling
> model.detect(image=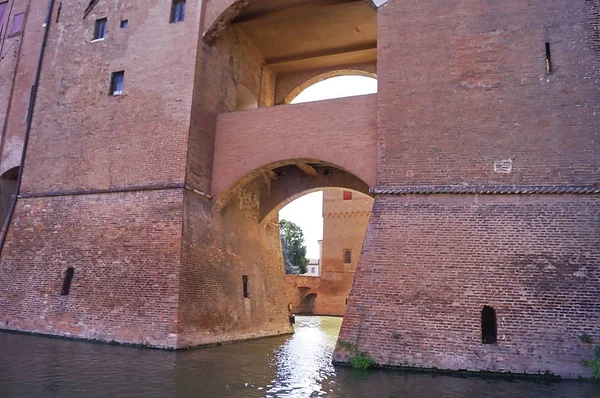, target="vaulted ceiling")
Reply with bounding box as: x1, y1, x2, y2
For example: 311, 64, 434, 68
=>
231, 0, 377, 73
